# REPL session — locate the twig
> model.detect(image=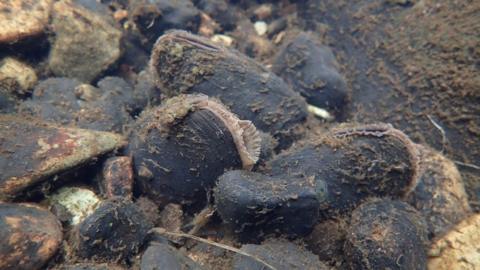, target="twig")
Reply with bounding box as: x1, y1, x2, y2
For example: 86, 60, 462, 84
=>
150, 228, 277, 270
187, 206, 215, 235
454, 161, 480, 171
427, 114, 447, 153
